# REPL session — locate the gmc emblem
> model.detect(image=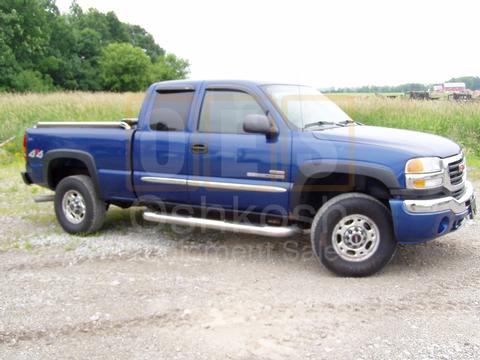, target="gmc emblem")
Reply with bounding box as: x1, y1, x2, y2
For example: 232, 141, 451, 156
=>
459, 163, 465, 173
